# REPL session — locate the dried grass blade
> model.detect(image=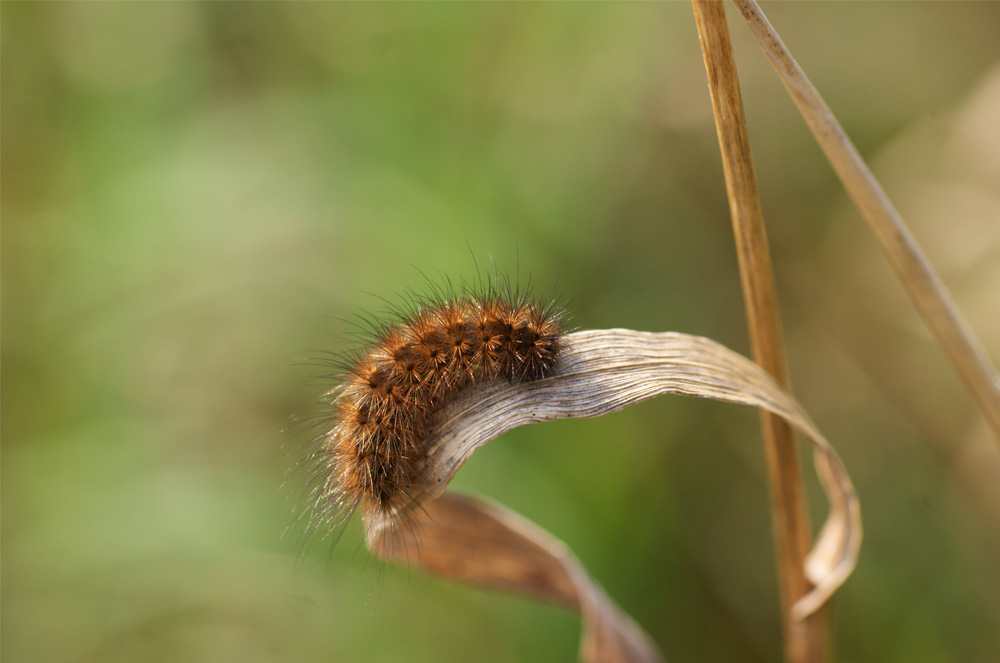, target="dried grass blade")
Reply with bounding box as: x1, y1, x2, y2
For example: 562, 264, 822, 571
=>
372, 493, 663, 663
367, 329, 861, 621
730, 0, 1000, 441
